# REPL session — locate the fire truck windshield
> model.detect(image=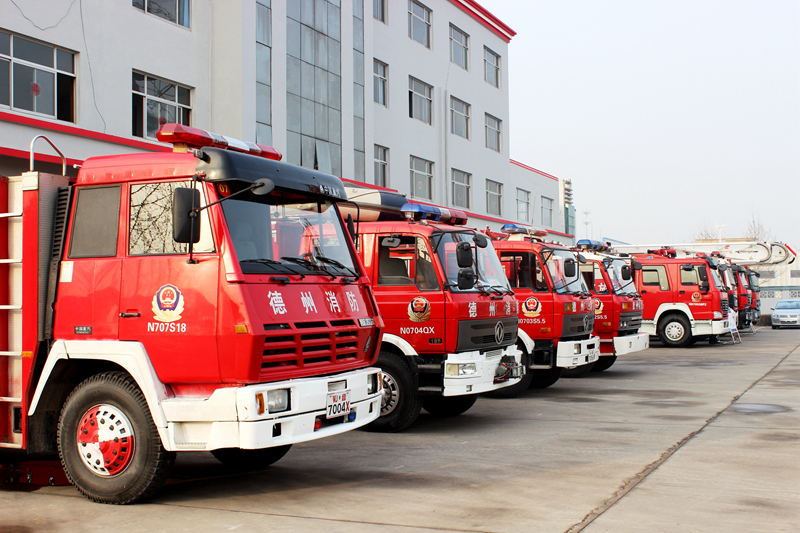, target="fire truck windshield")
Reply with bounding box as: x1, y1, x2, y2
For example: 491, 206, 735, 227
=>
607, 259, 638, 295
433, 231, 512, 293
221, 196, 359, 277
545, 249, 588, 295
